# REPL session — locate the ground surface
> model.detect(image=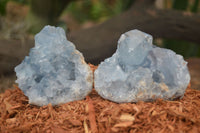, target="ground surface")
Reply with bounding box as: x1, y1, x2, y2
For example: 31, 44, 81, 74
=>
0, 85, 200, 133
0, 65, 200, 133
